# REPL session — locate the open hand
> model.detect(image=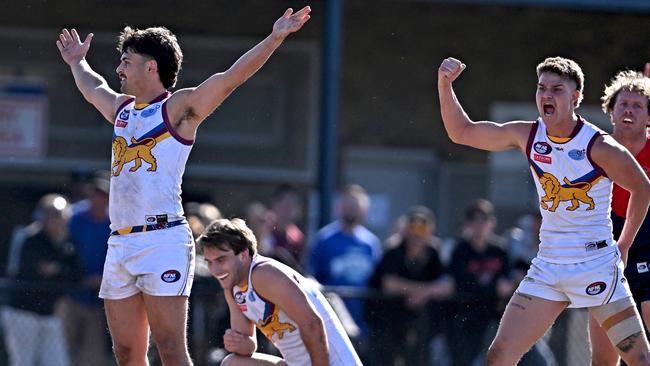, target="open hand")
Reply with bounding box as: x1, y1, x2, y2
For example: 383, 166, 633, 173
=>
438, 57, 466, 84
272, 6, 311, 40
56, 28, 93, 65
